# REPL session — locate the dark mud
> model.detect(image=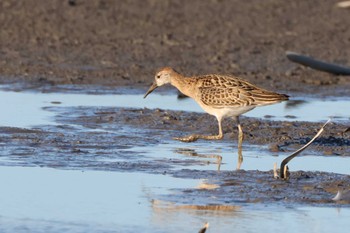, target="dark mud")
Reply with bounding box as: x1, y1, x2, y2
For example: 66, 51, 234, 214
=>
1, 0, 350, 97
167, 169, 350, 206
